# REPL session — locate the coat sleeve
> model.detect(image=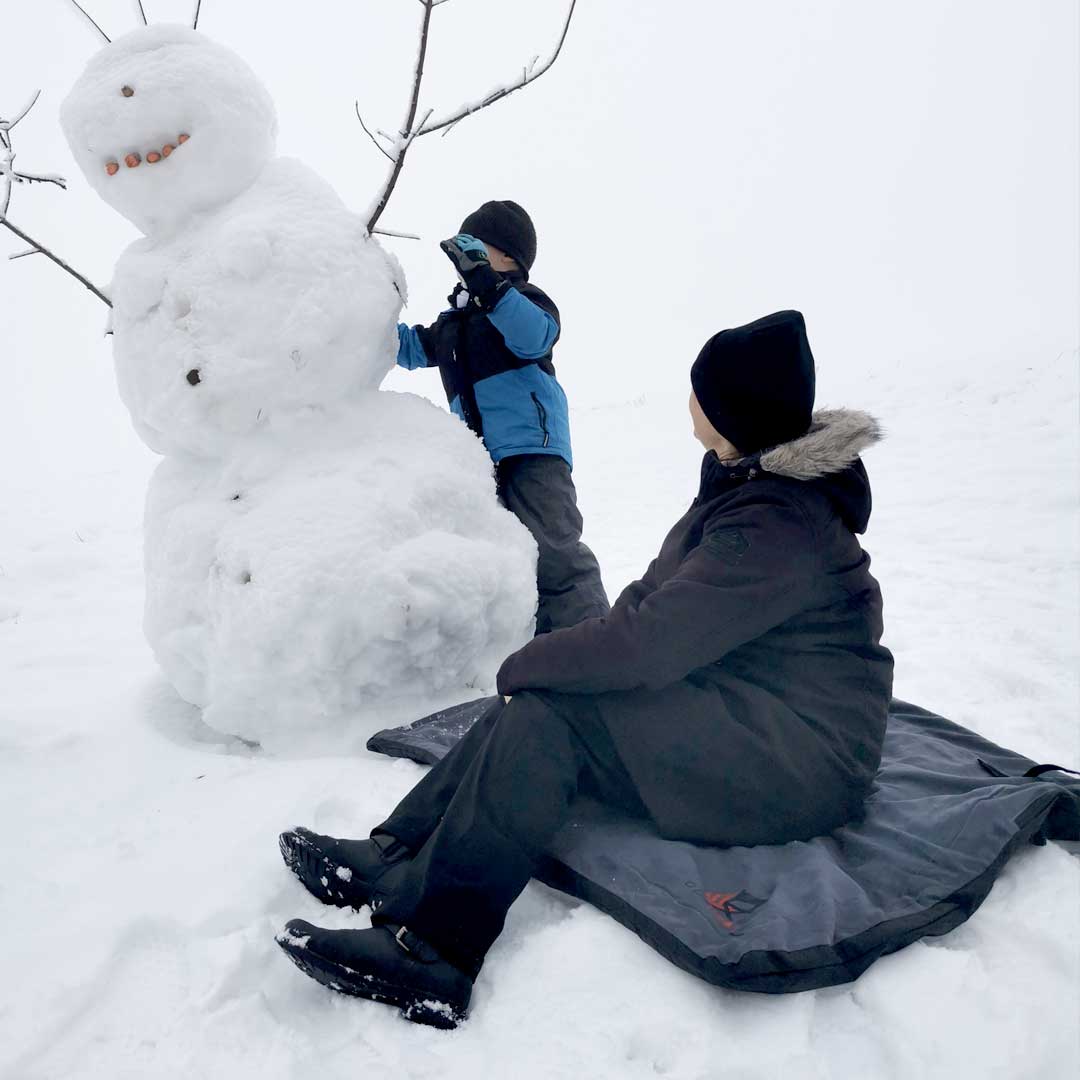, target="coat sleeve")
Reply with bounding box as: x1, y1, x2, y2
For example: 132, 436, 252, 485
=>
497, 495, 820, 696
485, 287, 560, 360
611, 558, 660, 611
396, 321, 442, 370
